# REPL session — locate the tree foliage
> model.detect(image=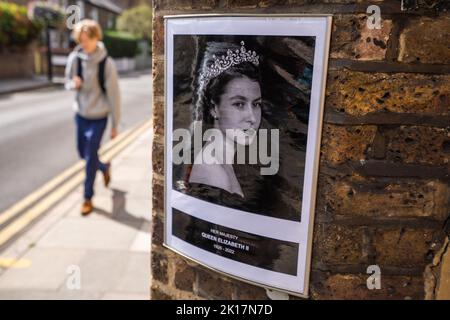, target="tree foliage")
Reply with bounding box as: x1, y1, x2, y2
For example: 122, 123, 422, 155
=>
117, 4, 152, 40
0, 2, 42, 49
